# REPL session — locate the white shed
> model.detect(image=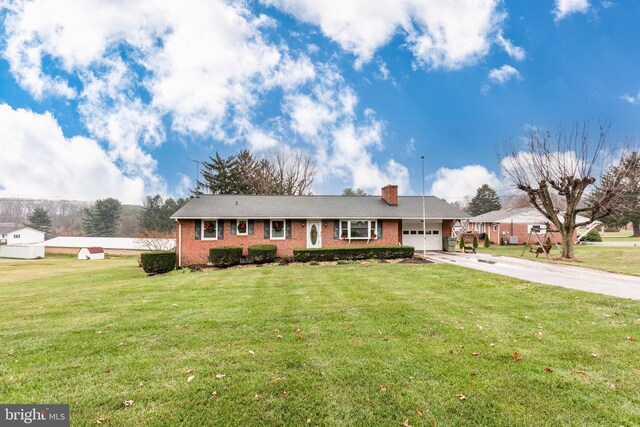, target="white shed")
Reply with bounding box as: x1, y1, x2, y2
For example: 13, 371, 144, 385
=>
0, 226, 45, 245
78, 247, 105, 260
